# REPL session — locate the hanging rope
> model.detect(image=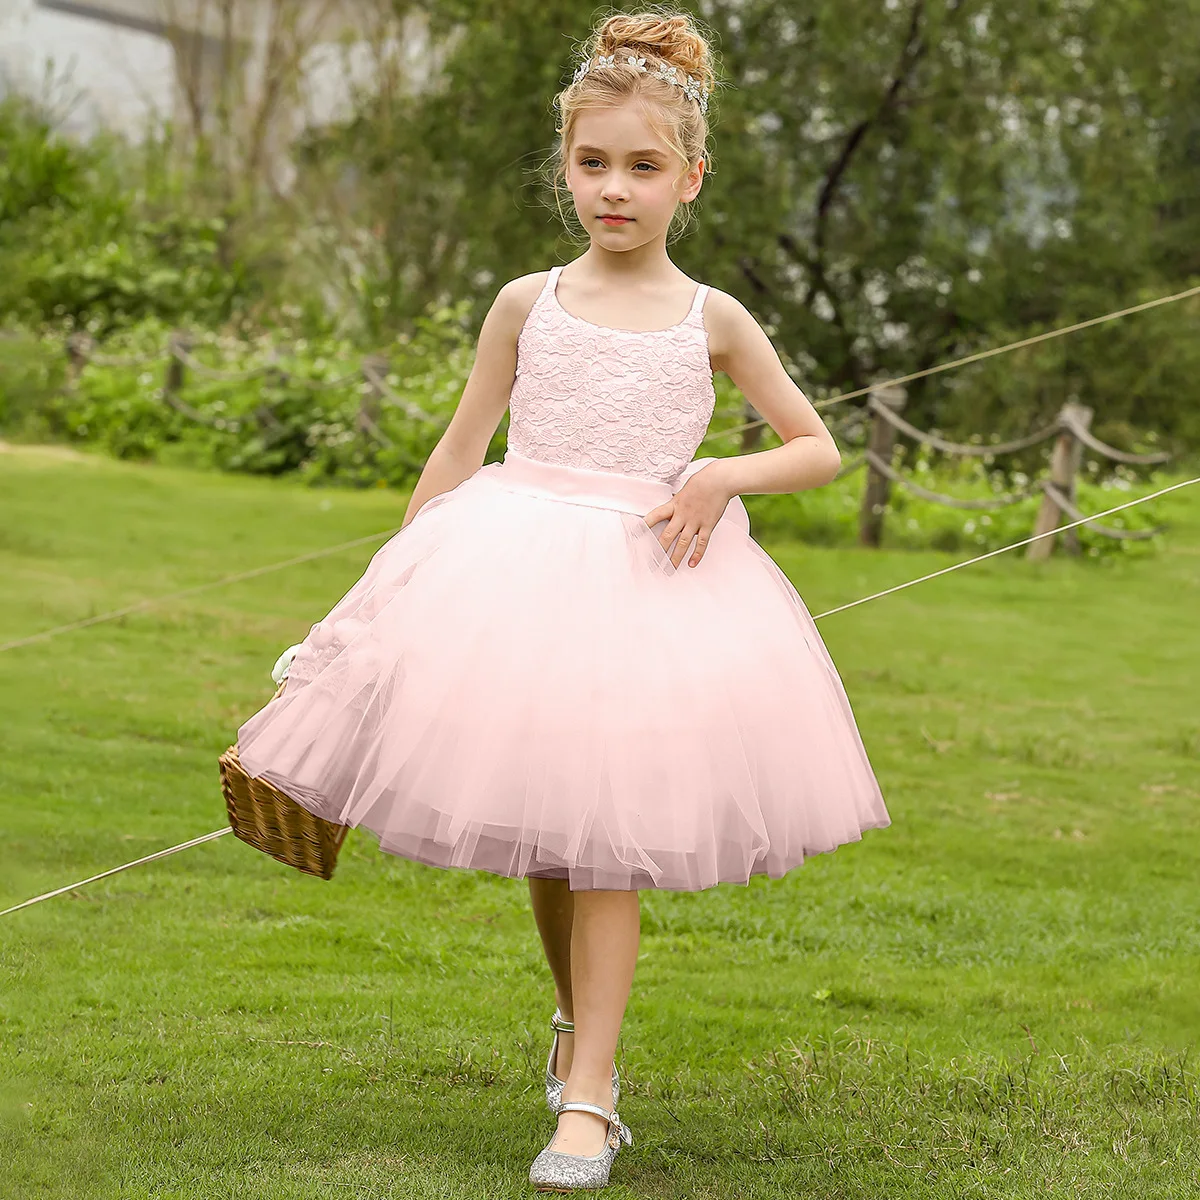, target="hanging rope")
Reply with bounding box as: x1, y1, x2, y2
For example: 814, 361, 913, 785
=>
865, 393, 1063, 456
1057, 408, 1172, 465
862, 449, 1043, 509
161, 390, 245, 430
1040, 480, 1162, 540
86, 350, 169, 369
170, 345, 273, 382
360, 361, 447, 428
